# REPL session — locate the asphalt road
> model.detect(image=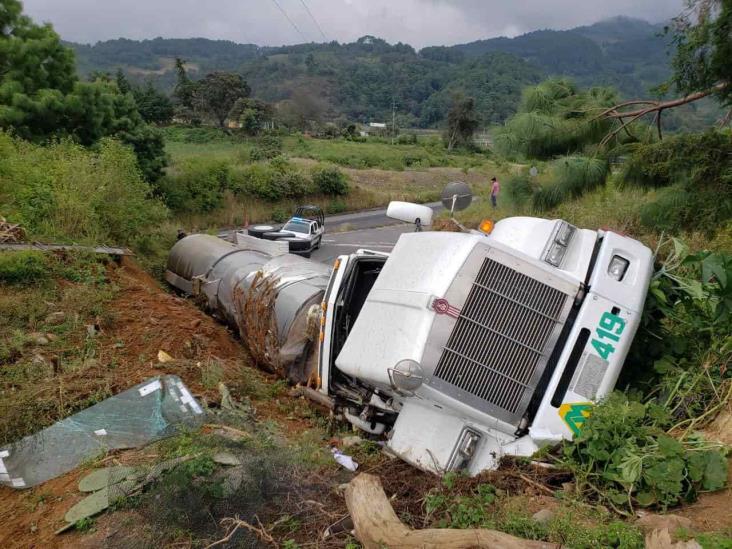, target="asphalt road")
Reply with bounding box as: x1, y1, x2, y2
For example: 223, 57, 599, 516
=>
221, 201, 452, 264
312, 224, 415, 264
324, 201, 443, 232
